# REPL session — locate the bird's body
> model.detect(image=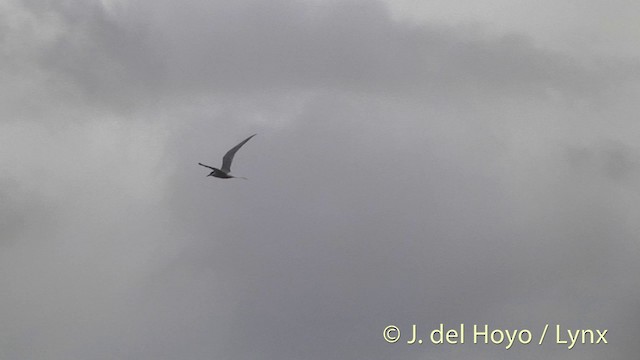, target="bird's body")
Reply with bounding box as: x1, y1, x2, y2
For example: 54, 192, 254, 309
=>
198, 134, 256, 179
